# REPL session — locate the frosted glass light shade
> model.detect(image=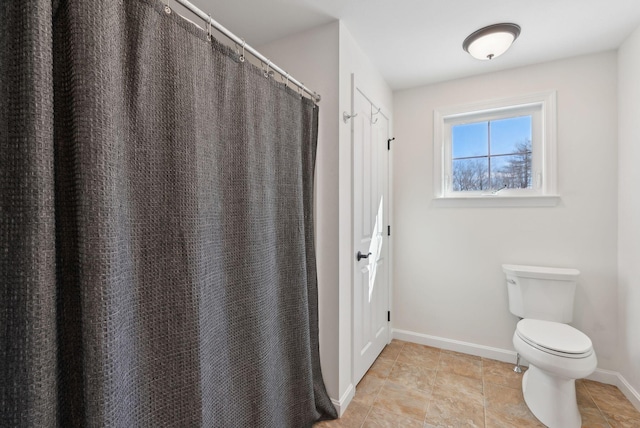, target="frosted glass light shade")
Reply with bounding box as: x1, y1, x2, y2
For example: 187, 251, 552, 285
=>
463, 23, 521, 60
